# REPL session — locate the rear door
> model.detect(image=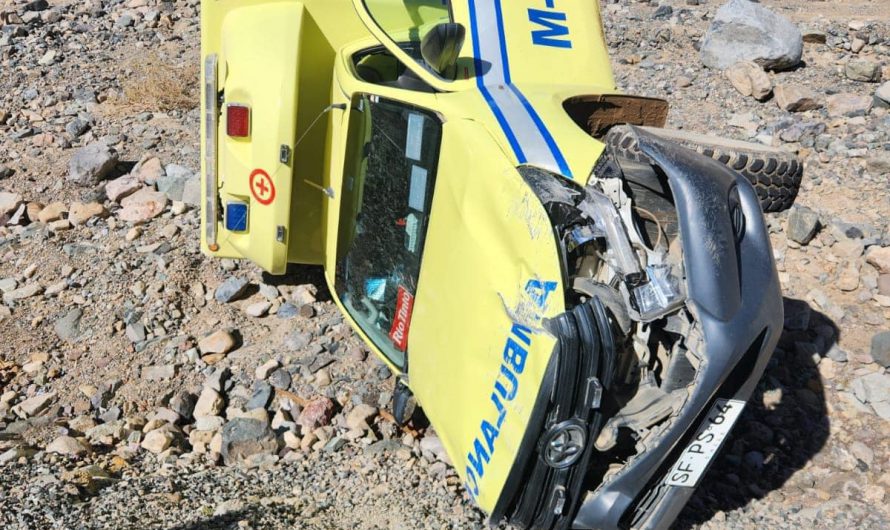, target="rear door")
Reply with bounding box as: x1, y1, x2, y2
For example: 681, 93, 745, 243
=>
200, 0, 302, 274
